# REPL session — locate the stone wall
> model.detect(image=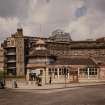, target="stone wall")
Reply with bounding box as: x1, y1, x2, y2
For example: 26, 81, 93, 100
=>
47, 42, 105, 63
15, 29, 25, 76
100, 67, 105, 80
0, 47, 4, 71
